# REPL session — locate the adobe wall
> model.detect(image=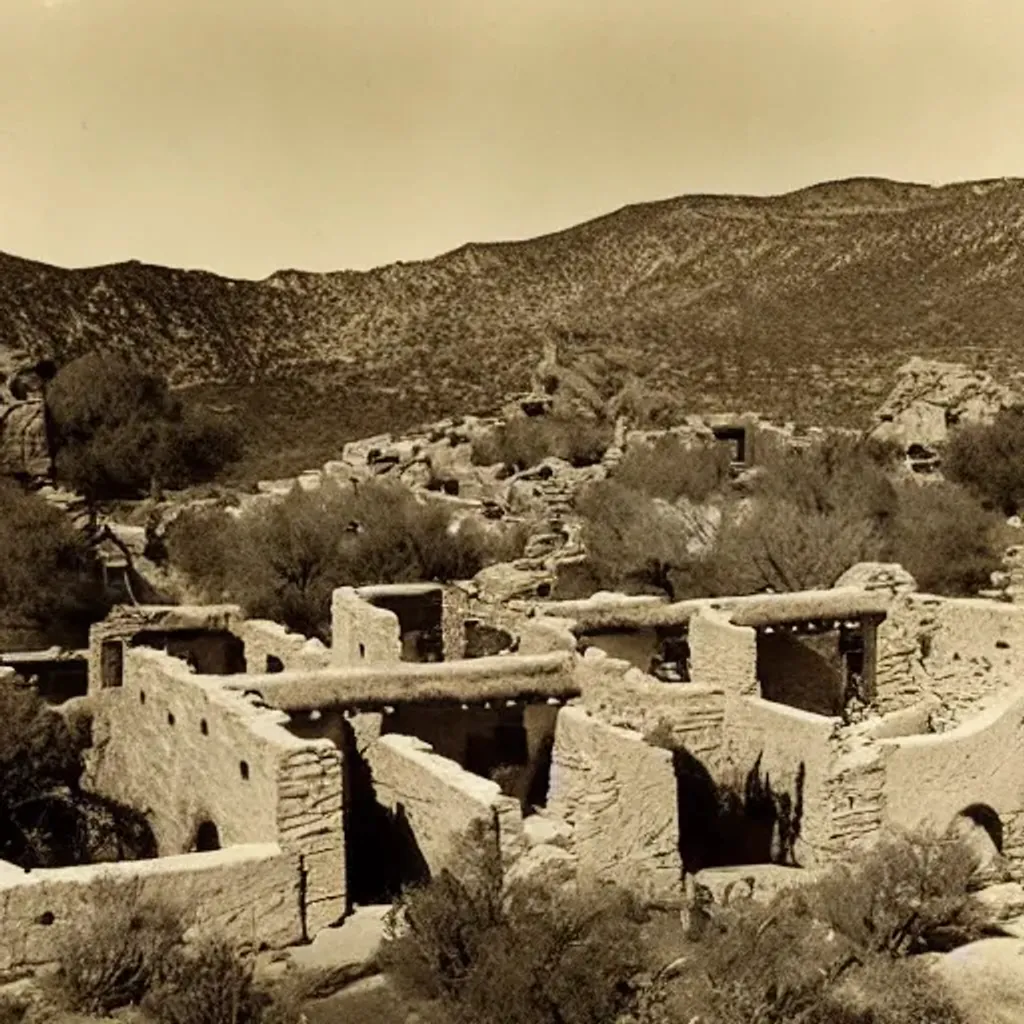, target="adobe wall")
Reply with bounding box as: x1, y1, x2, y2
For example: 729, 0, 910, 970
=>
84, 648, 344, 935
0, 845, 302, 973
720, 697, 841, 869
331, 587, 402, 665
234, 619, 332, 673
876, 684, 1024, 868
363, 733, 526, 875
688, 610, 758, 697
575, 648, 725, 762
876, 594, 1024, 724
547, 705, 682, 902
